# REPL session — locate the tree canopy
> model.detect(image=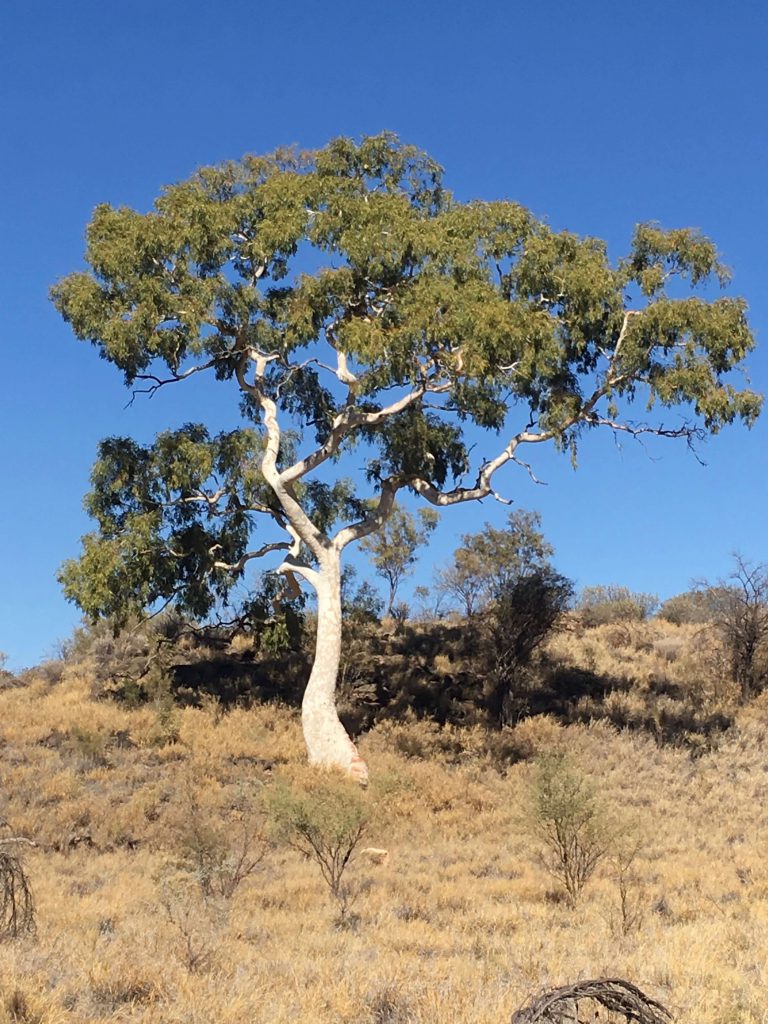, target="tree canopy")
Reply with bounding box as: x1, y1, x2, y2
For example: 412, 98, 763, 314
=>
55, 134, 761, 618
